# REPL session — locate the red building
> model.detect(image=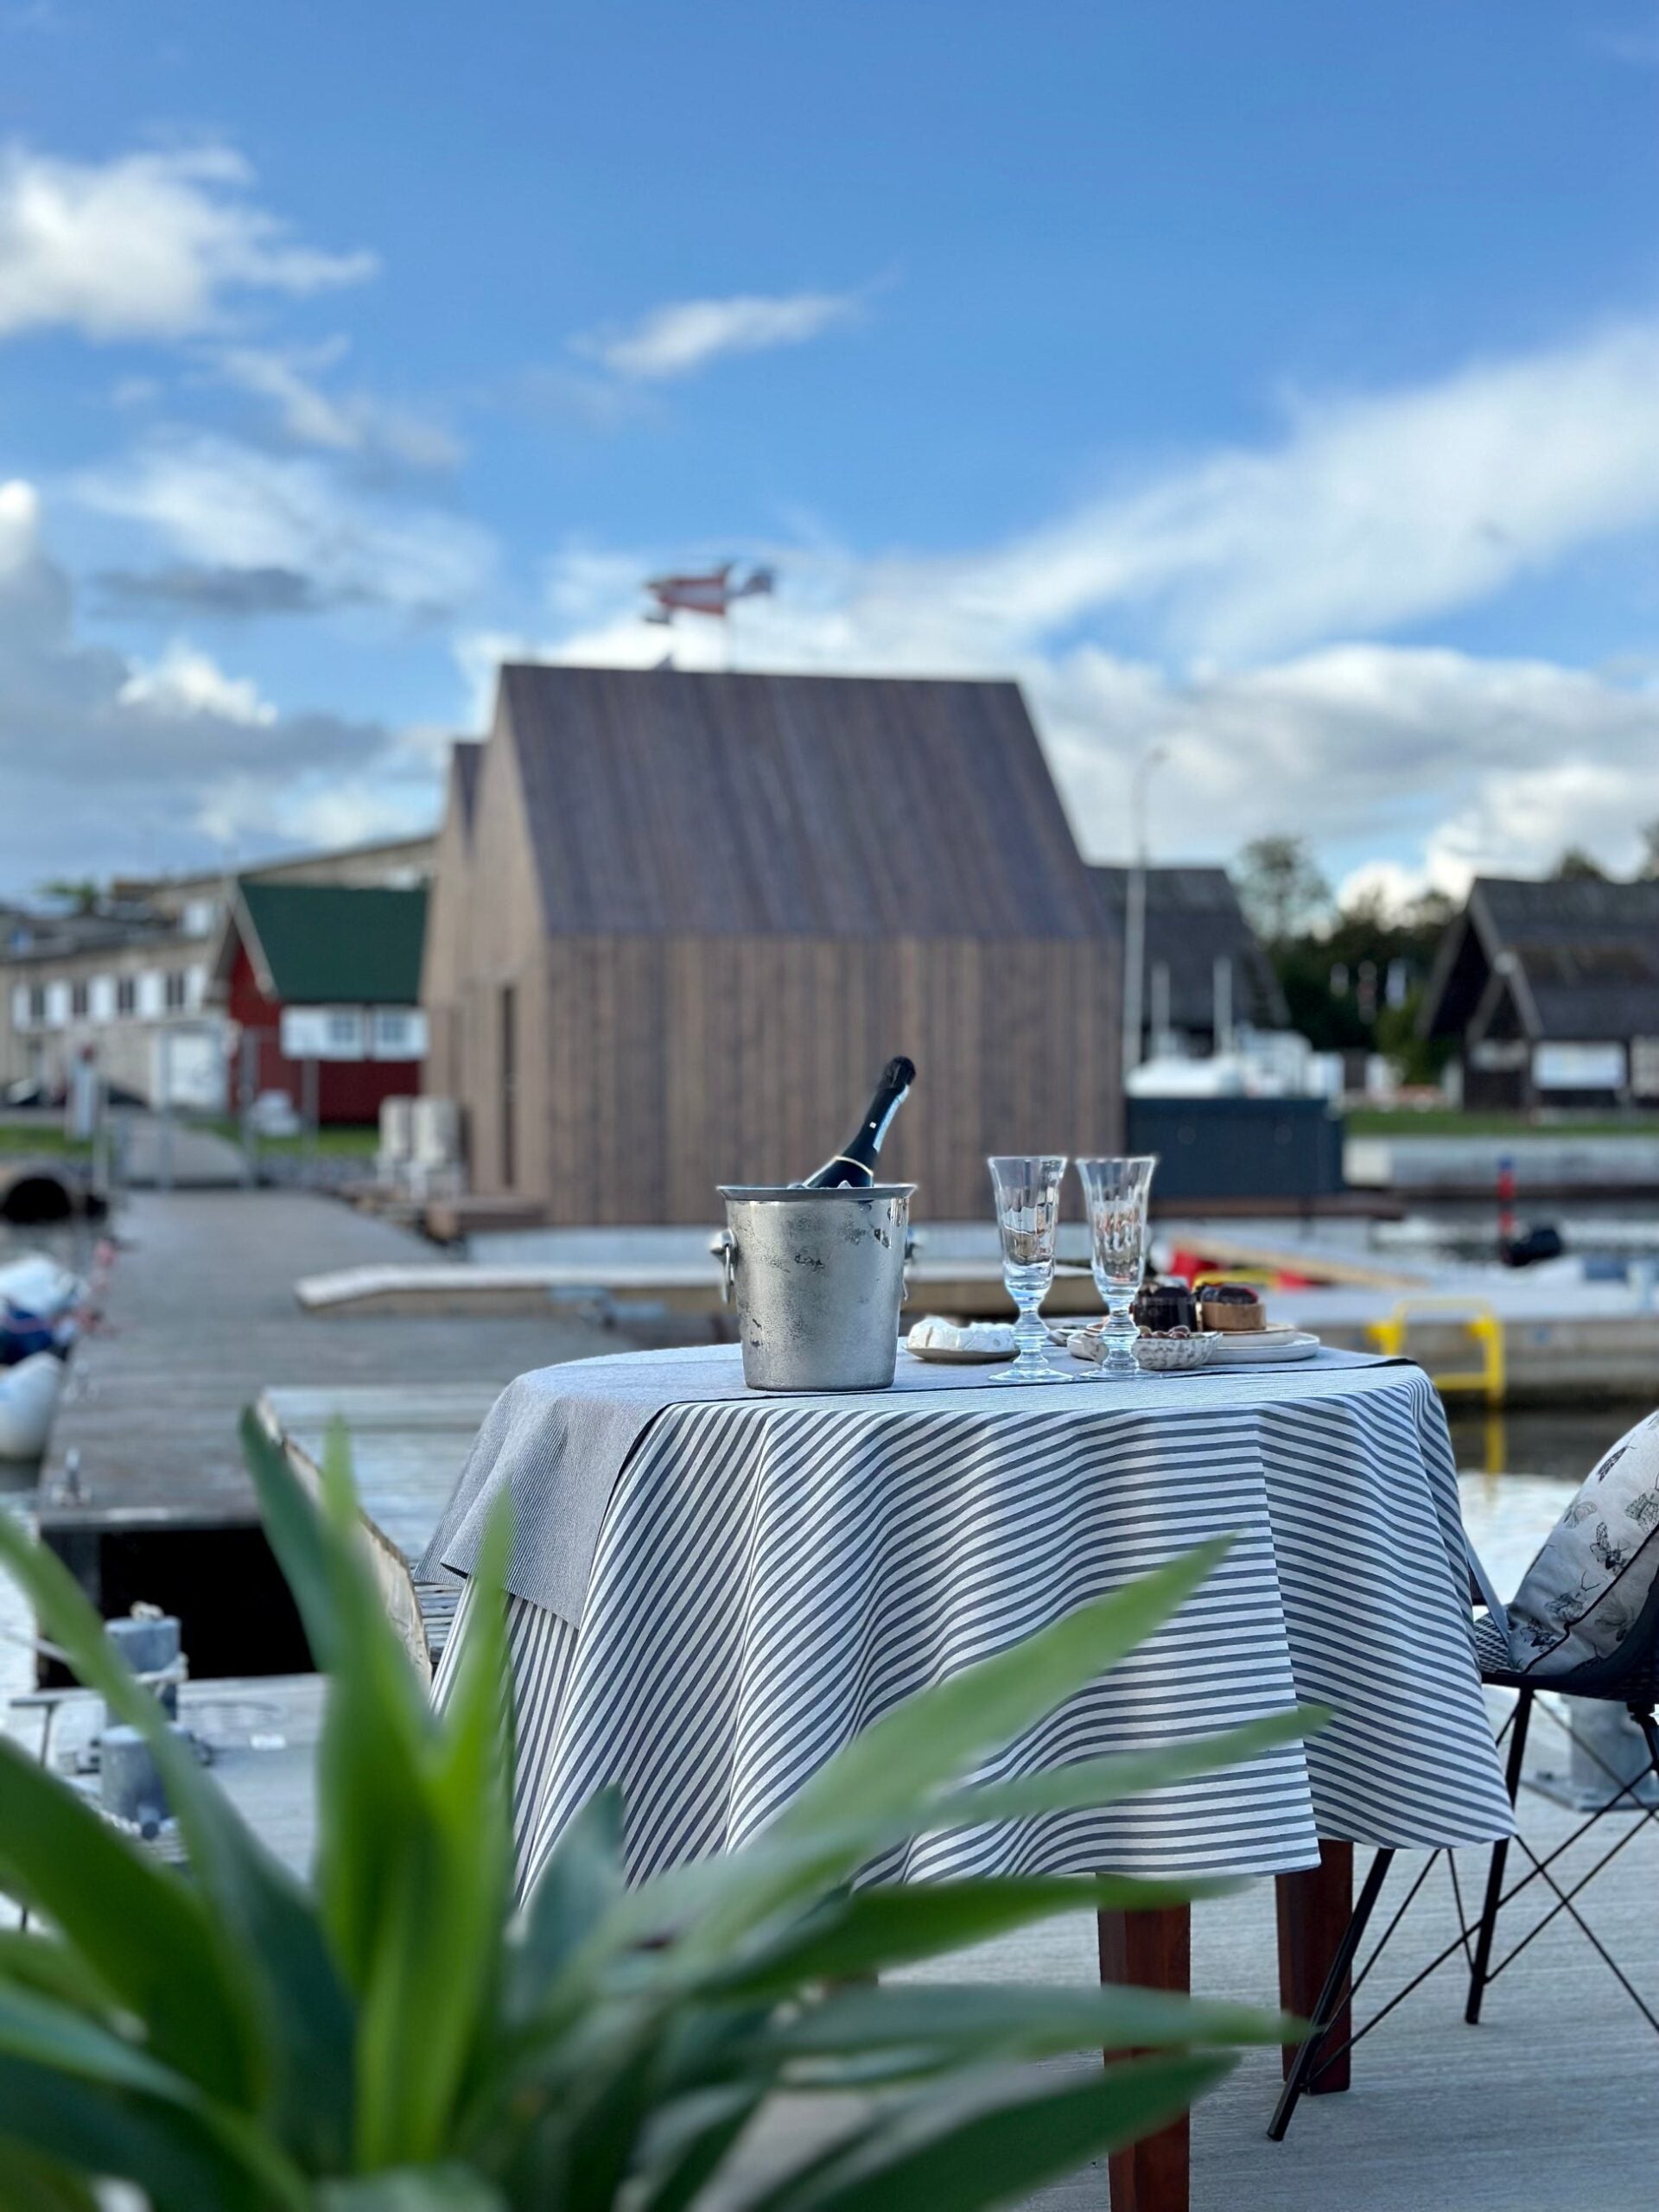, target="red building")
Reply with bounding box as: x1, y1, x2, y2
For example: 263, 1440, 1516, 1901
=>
212, 879, 429, 1125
